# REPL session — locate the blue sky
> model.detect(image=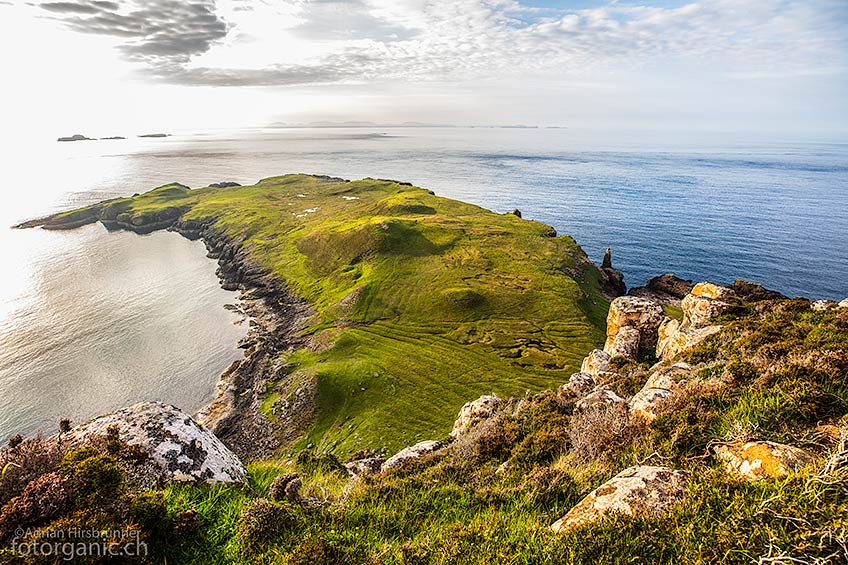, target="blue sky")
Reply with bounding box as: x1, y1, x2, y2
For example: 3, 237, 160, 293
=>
1, 0, 846, 138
